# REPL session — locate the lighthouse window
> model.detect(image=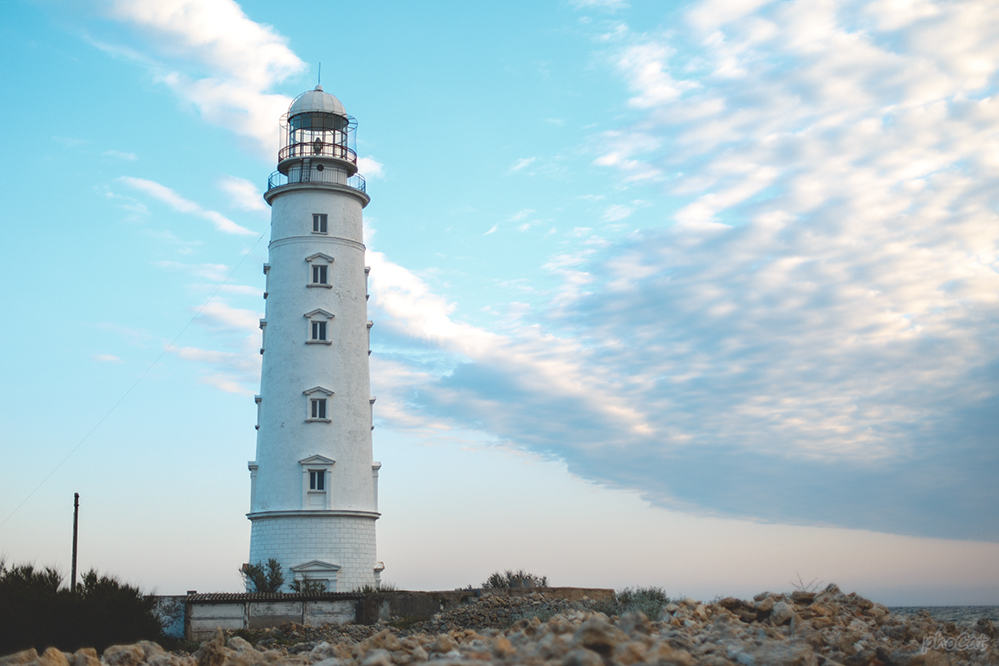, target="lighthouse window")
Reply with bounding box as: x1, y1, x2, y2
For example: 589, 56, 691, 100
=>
313, 213, 327, 233
312, 321, 327, 341
312, 265, 328, 284
311, 398, 327, 419
309, 470, 325, 491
